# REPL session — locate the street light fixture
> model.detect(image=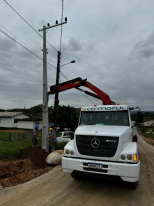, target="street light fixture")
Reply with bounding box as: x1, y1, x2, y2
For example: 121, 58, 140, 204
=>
60, 60, 76, 67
